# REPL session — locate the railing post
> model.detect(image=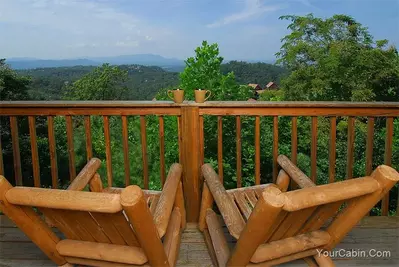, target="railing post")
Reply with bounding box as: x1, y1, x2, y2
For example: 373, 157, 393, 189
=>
181, 106, 201, 222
